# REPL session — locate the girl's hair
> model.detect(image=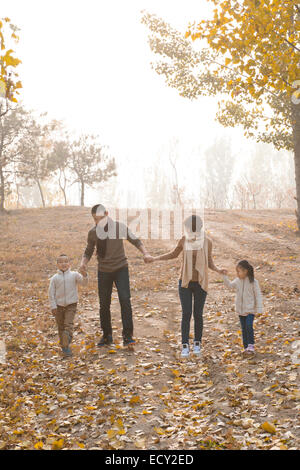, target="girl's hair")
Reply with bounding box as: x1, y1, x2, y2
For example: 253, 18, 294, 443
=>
184, 214, 203, 233
237, 260, 255, 283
